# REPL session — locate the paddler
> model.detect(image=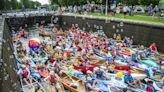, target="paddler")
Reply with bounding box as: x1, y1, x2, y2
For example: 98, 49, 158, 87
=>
146, 79, 156, 92
150, 43, 158, 53
17, 64, 33, 86
107, 65, 115, 73
94, 66, 108, 80
44, 71, 61, 92
86, 77, 101, 92
131, 54, 138, 62
124, 70, 141, 88
116, 34, 121, 41
35, 85, 43, 92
